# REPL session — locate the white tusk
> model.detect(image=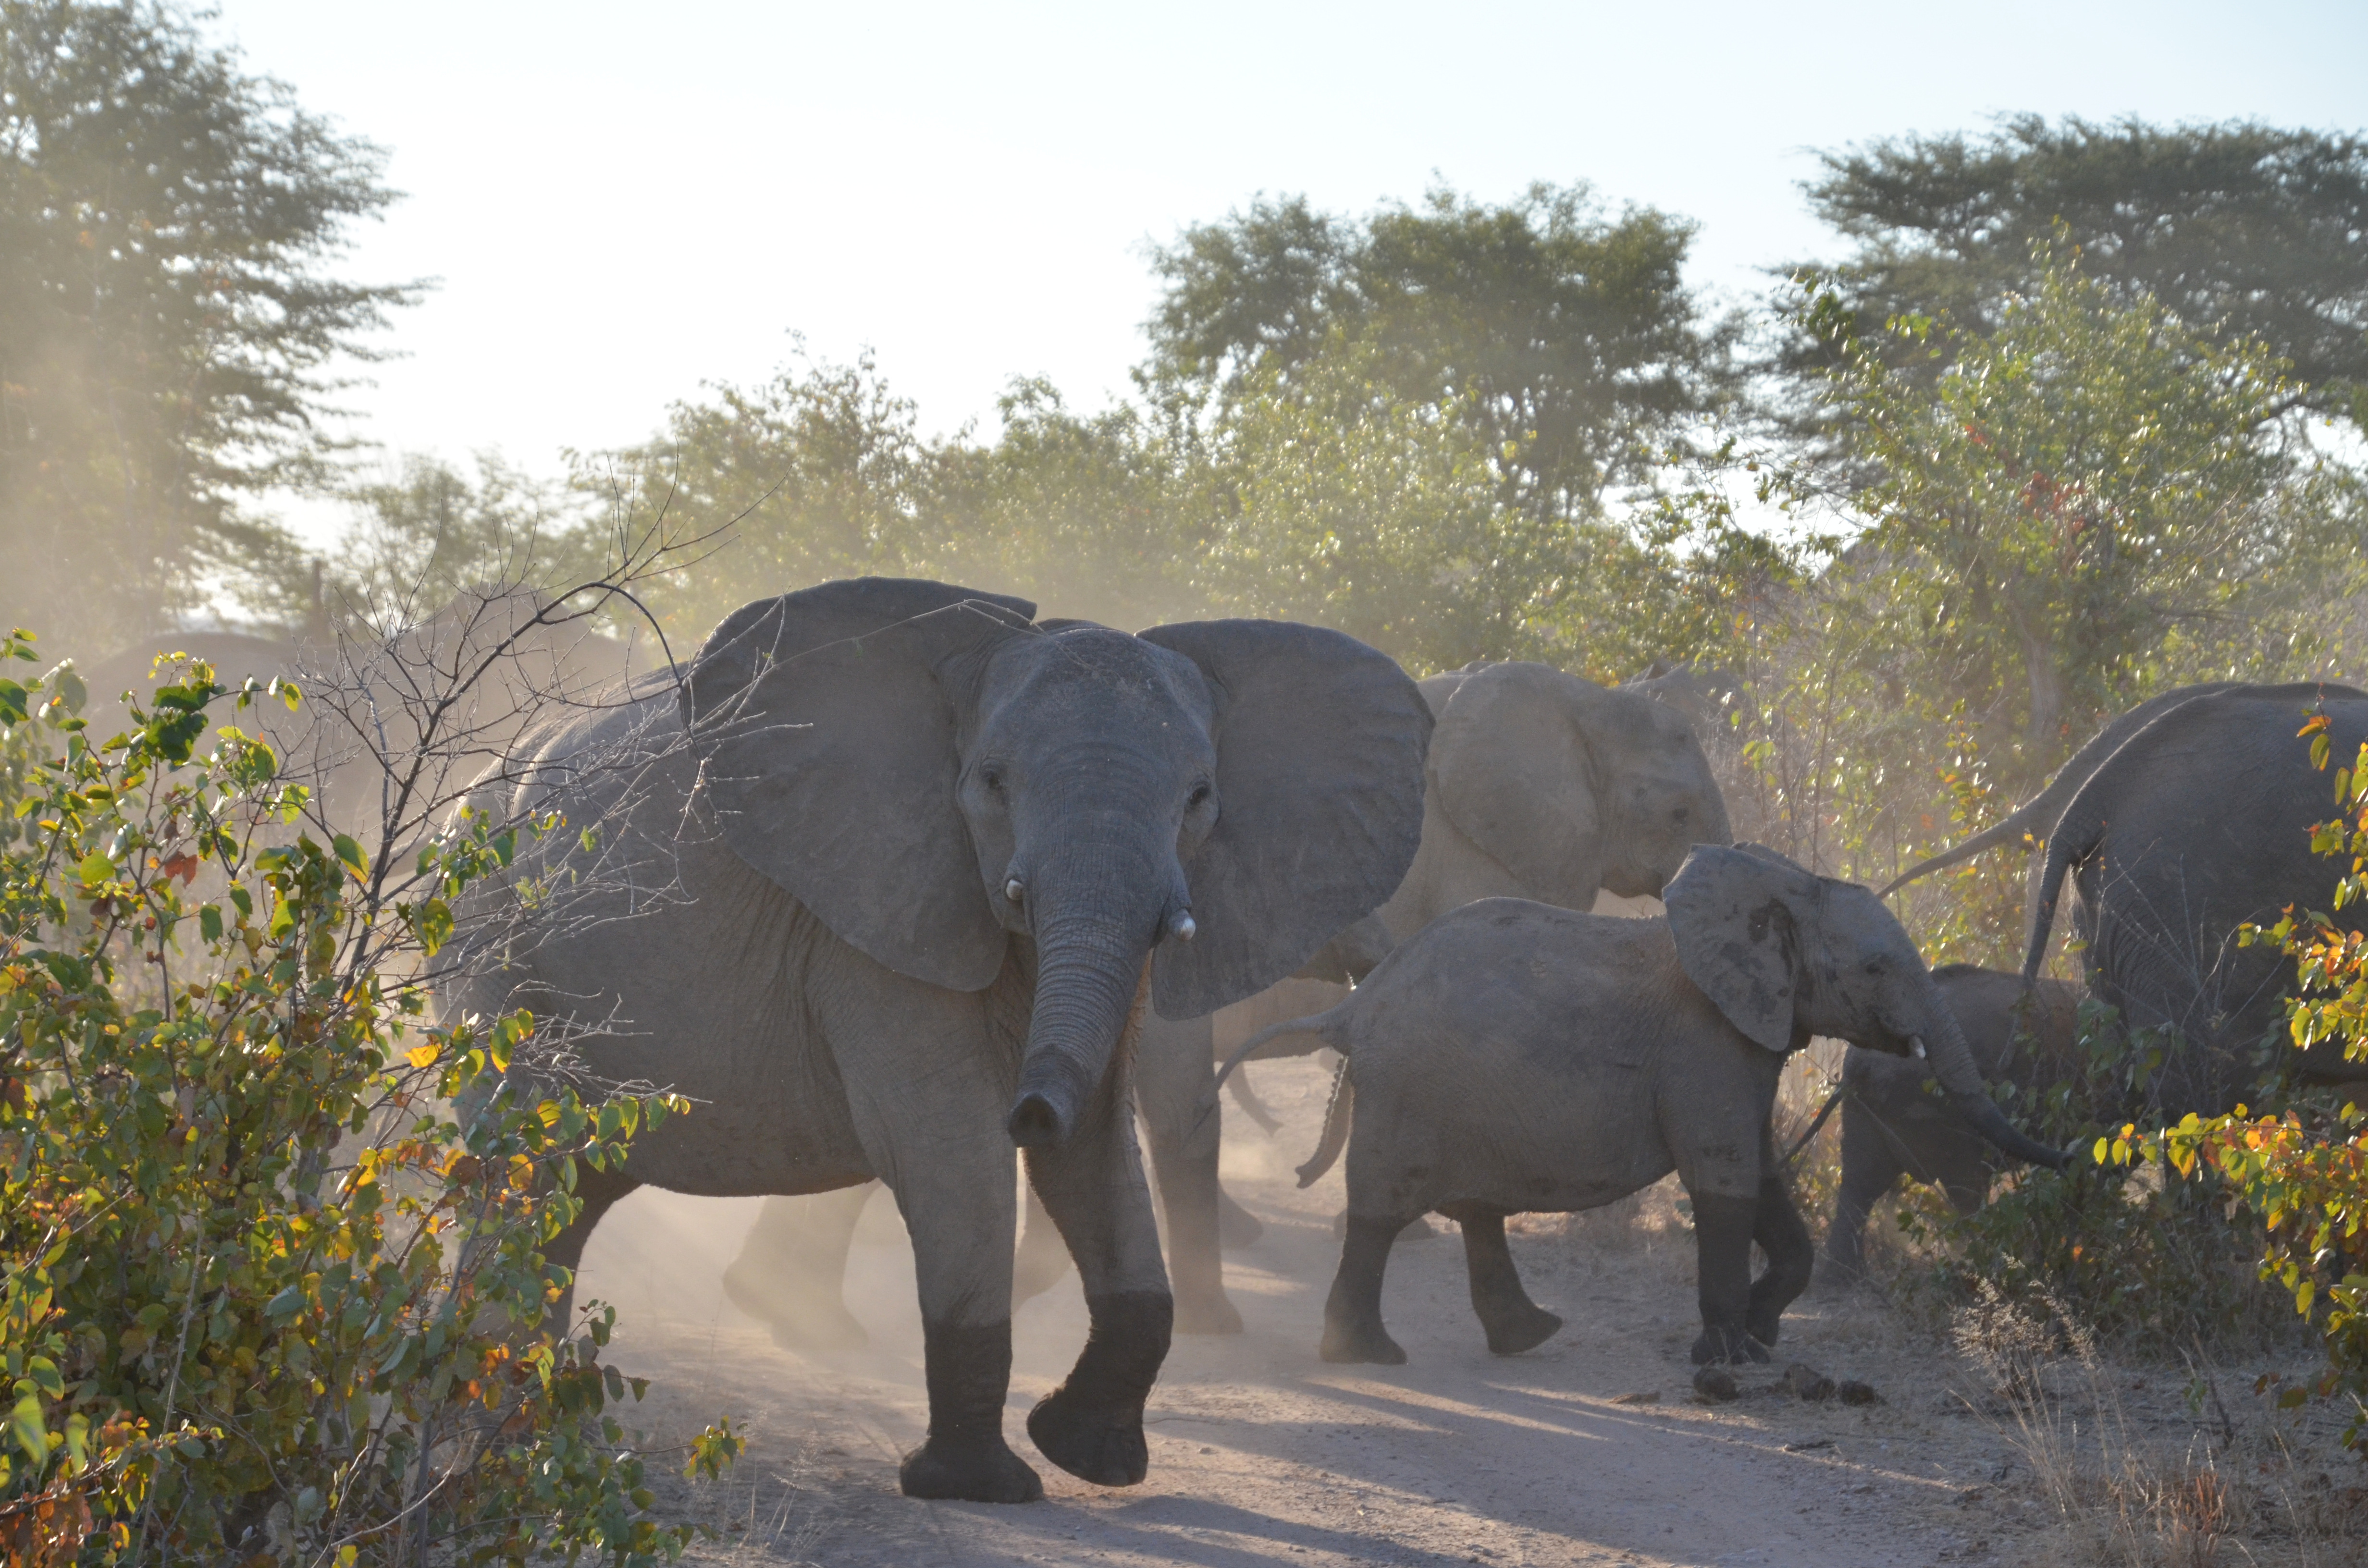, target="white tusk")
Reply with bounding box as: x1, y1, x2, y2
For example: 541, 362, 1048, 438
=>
1004, 878, 1024, 905
1170, 910, 1196, 943
1909, 1035, 1928, 1059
